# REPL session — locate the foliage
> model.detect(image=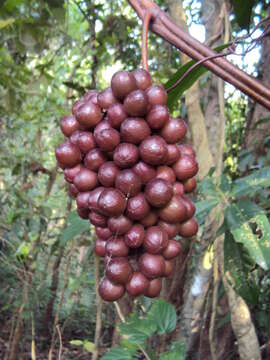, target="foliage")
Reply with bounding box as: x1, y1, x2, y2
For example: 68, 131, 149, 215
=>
101, 299, 185, 360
